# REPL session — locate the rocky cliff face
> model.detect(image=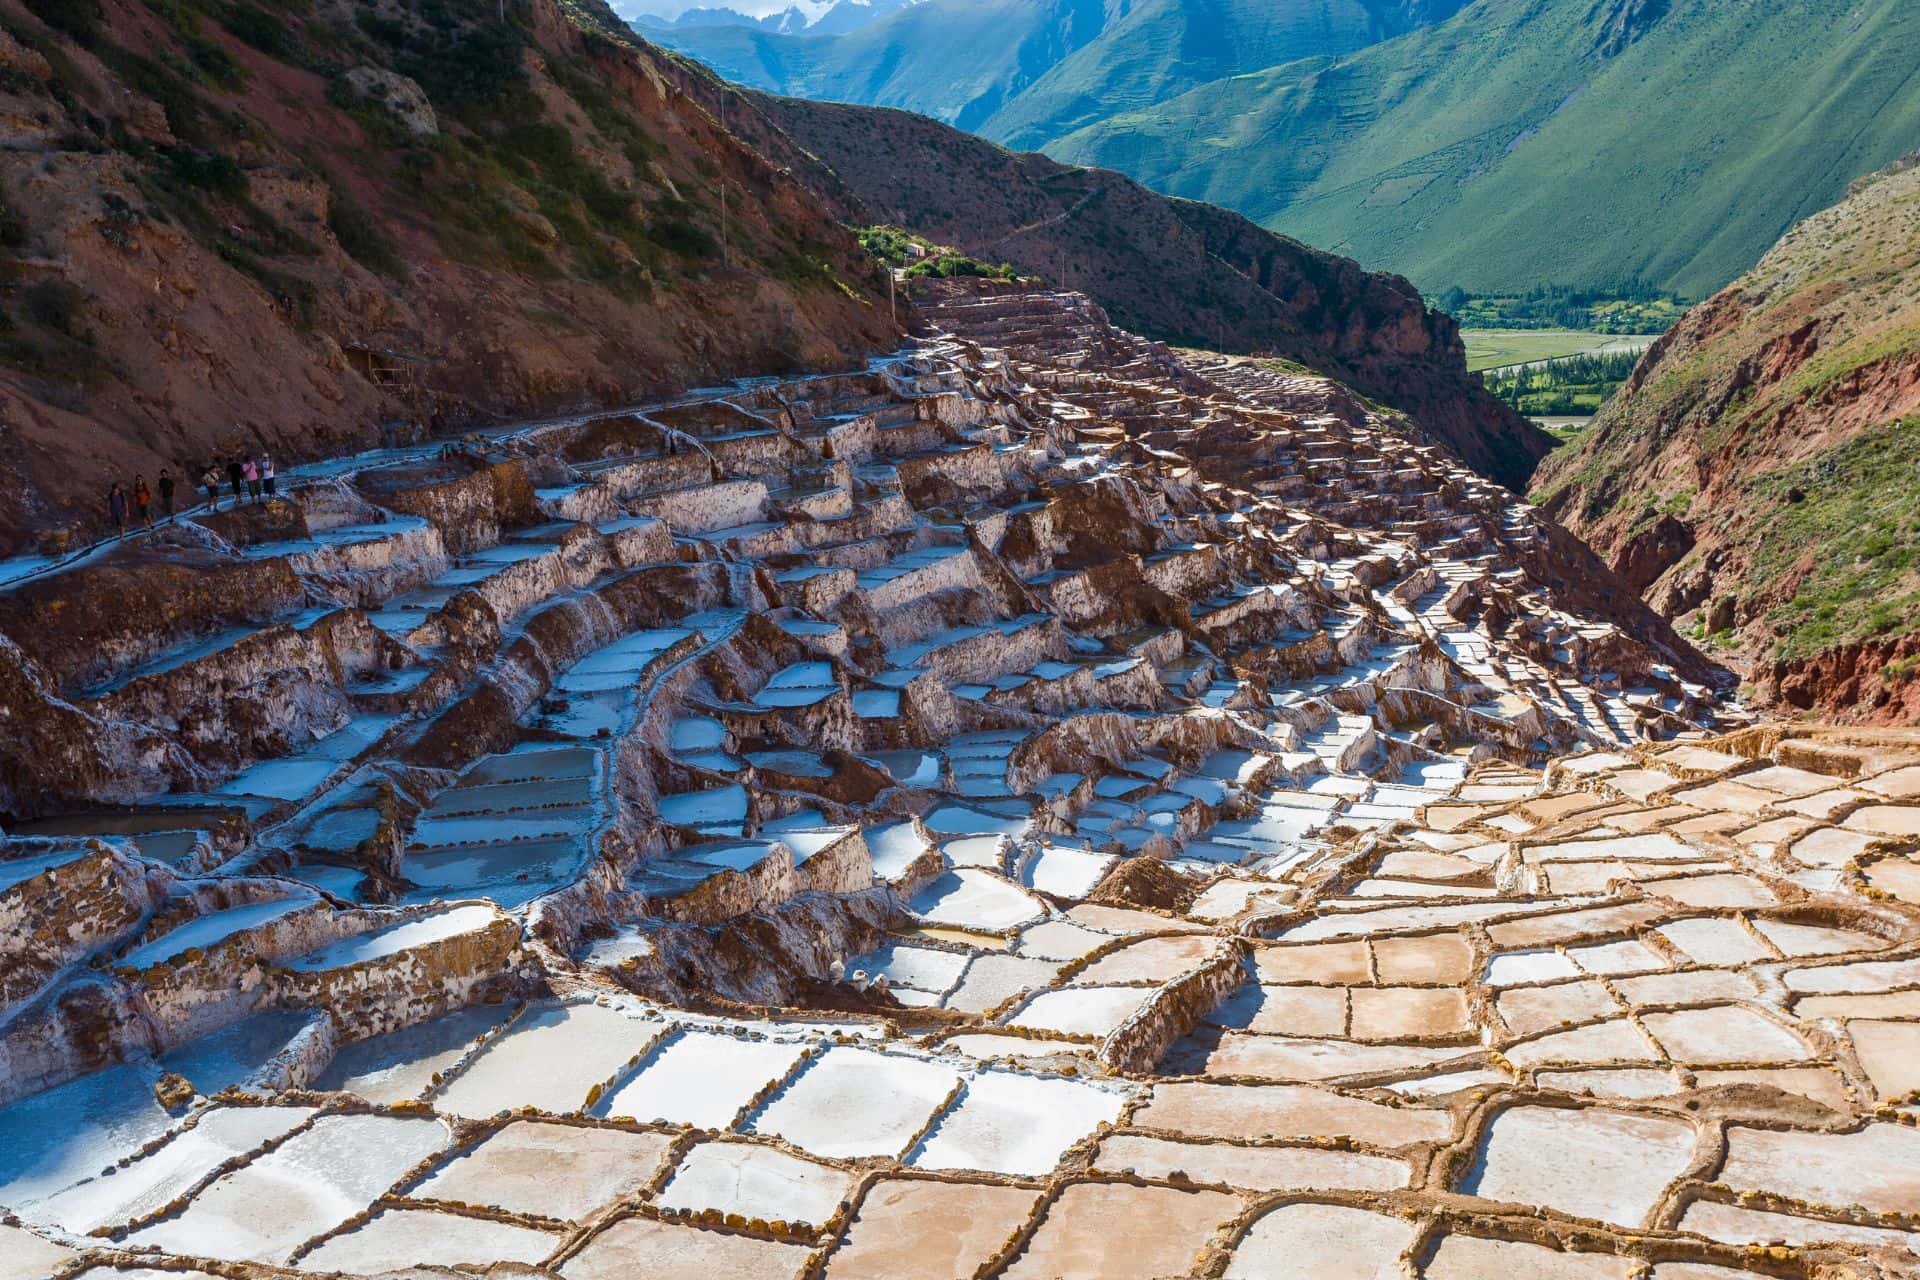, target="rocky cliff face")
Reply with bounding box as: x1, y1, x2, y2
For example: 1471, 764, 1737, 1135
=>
0, 0, 899, 554
1535, 156, 1920, 721
704, 91, 1554, 492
